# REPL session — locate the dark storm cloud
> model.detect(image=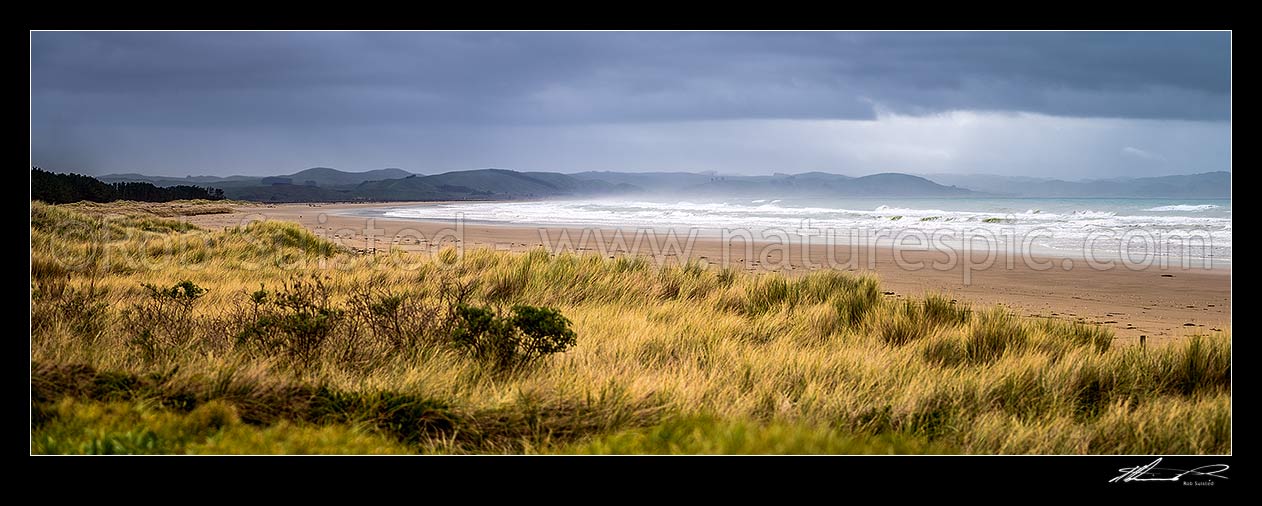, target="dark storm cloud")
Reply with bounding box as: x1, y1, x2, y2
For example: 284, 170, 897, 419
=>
32, 31, 1229, 125
29, 31, 1230, 176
